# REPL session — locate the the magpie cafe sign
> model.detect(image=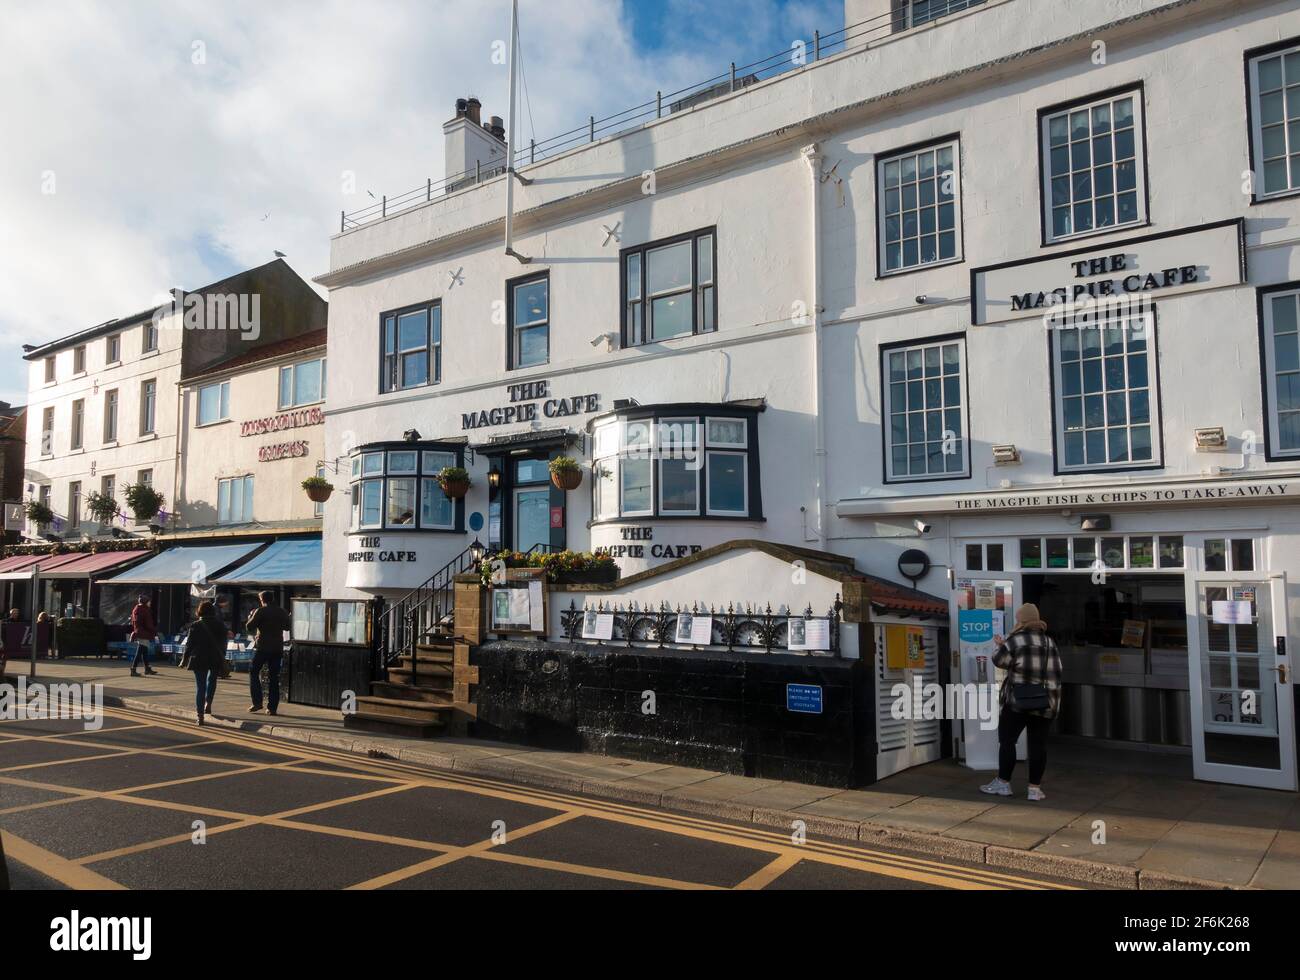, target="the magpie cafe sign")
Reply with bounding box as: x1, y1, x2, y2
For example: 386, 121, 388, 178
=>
837, 476, 1300, 518
970, 219, 1245, 326
346, 534, 435, 591
462, 379, 599, 431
